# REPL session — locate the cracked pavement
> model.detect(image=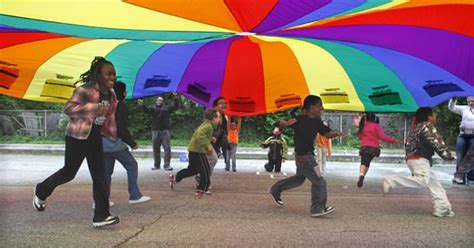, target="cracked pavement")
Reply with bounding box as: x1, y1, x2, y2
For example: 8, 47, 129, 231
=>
1, 154, 473, 247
